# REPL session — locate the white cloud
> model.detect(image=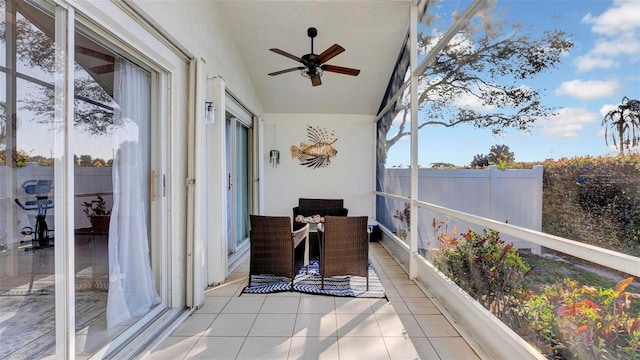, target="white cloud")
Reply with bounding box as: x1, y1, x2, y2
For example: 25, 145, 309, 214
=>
452, 90, 496, 112
591, 35, 640, 56
391, 112, 410, 127
419, 30, 476, 60
576, 1, 640, 74
582, 0, 640, 35
452, 83, 530, 112
538, 107, 599, 138
555, 79, 619, 100
606, 144, 621, 154
599, 103, 619, 117
574, 54, 619, 72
